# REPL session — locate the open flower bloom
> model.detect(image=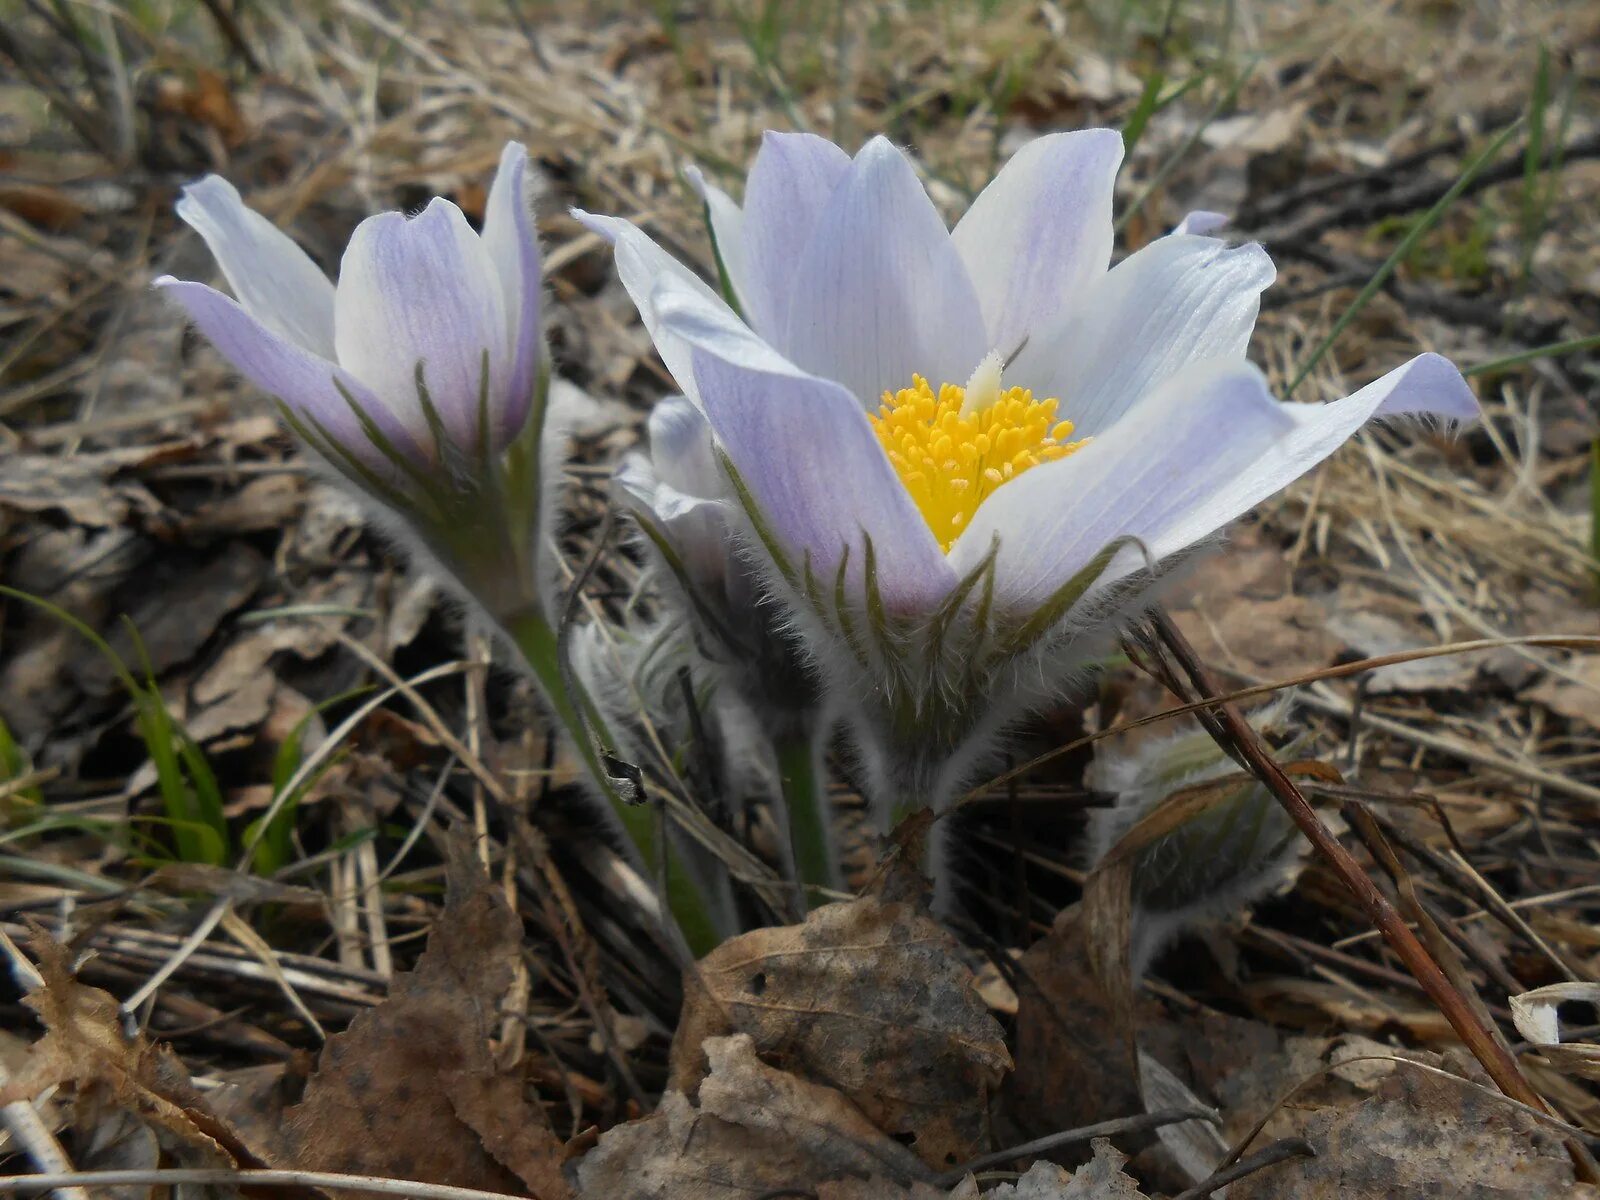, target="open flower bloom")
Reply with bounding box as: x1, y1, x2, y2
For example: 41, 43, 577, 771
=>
616, 396, 821, 740
157, 143, 554, 624
579, 130, 1479, 815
